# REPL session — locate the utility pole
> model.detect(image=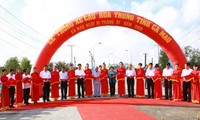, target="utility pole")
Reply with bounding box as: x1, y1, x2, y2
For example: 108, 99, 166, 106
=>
89, 51, 94, 68
67, 45, 76, 64
144, 53, 147, 66
74, 56, 76, 67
